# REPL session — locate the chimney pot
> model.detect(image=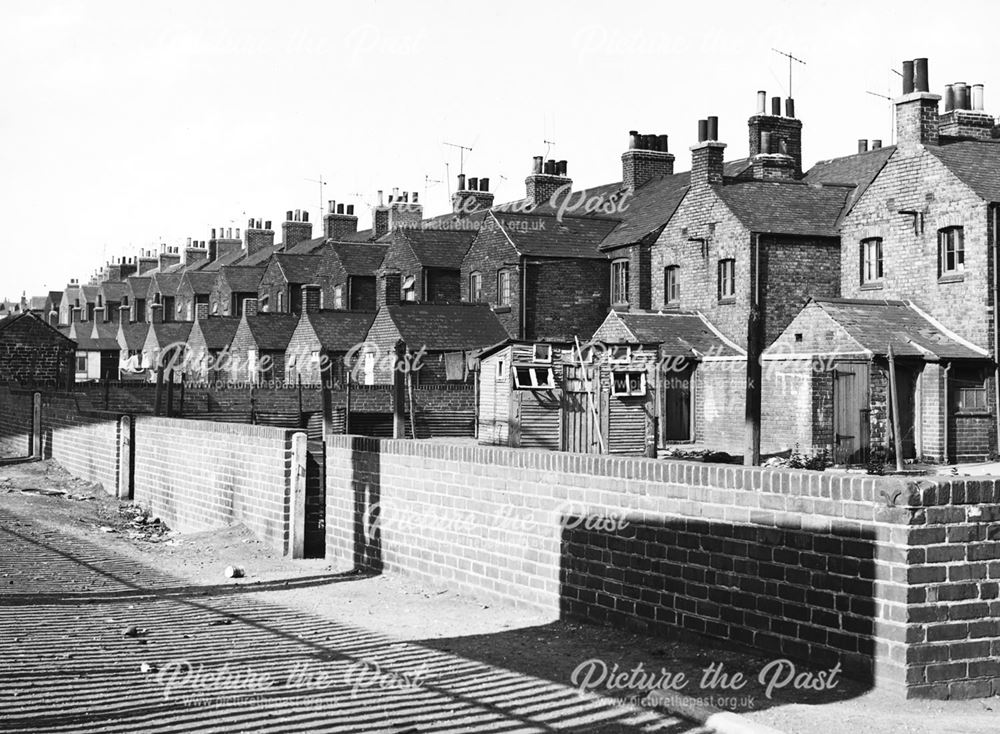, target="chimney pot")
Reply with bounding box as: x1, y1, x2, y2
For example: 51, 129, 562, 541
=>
771, 96, 781, 116
657, 134, 669, 152
480, 177, 489, 192
412, 191, 418, 203
286, 210, 293, 221
377, 190, 384, 206
469, 176, 478, 191
457, 173, 466, 190
187, 237, 192, 246
302, 211, 309, 222
973, 84, 985, 111
558, 160, 567, 176
858, 139, 868, 154
706, 116, 719, 141
336, 203, 343, 214
945, 84, 955, 112
532, 156, 543, 174
913, 58, 929, 93
785, 98, 795, 118
265, 220, 271, 229
871, 139, 882, 150
236, 228, 240, 238
628, 130, 639, 149
955, 82, 968, 110
697, 119, 708, 143
347, 205, 354, 215
756, 91, 766, 114
902, 60, 915, 95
